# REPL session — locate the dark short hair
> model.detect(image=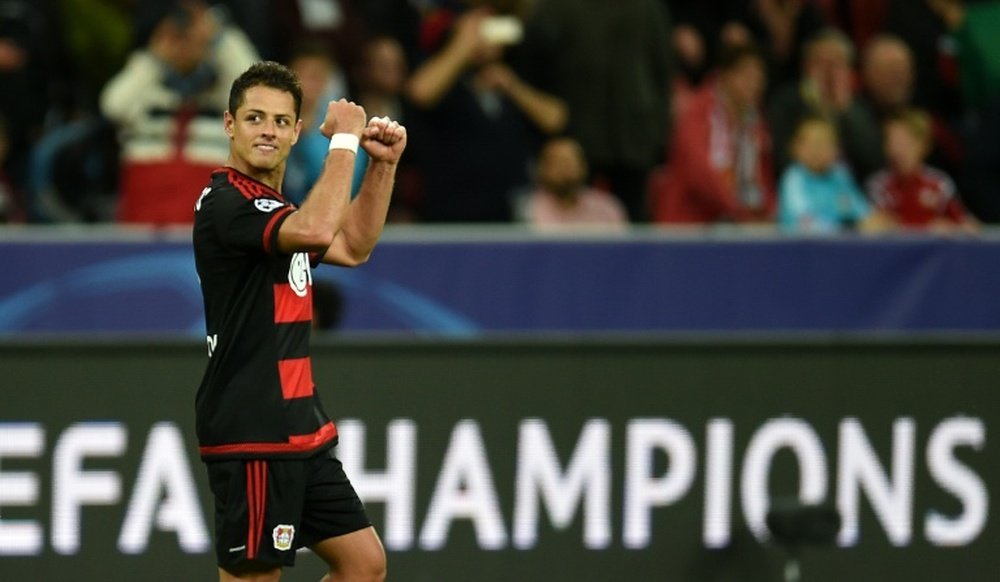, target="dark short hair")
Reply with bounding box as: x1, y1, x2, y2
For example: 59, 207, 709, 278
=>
228, 61, 303, 119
